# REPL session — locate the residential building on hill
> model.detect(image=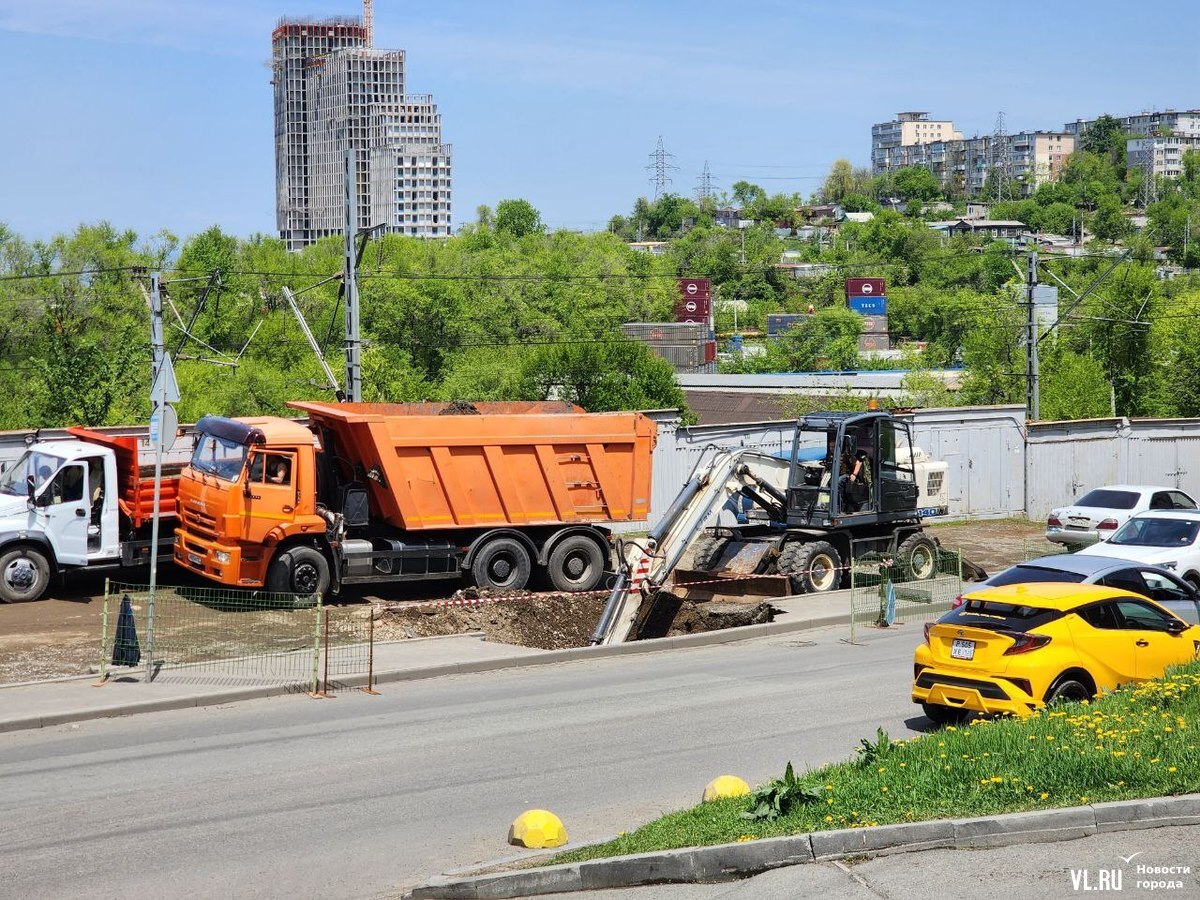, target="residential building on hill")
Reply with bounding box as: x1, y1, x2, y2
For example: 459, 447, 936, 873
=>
871, 112, 963, 174
1064, 109, 1200, 139
1127, 135, 1200, 179
272, 15, 451, 250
